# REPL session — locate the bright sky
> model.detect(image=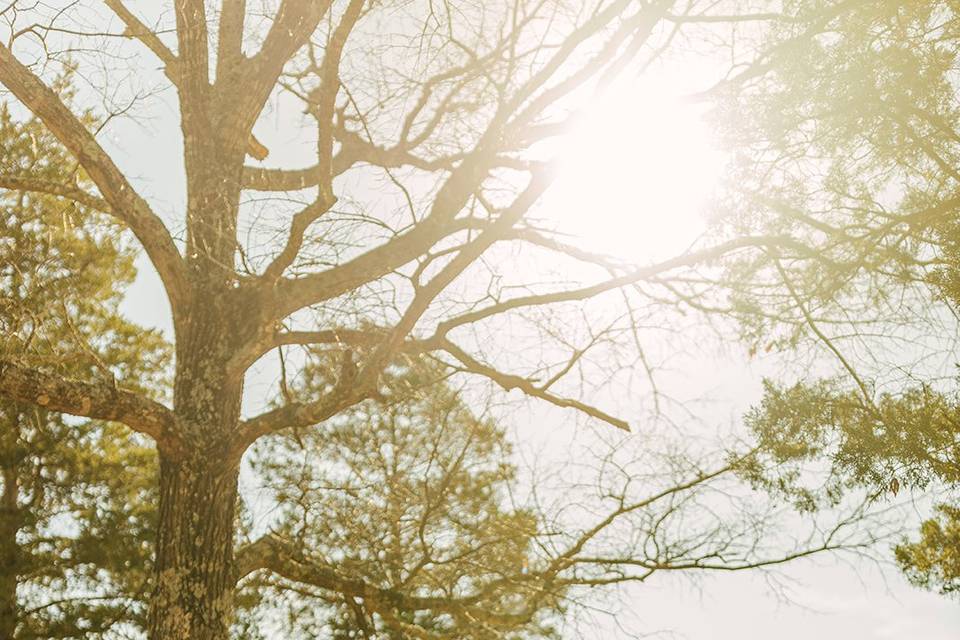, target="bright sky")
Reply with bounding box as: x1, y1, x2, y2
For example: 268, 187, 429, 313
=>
546, 70, 722, 263
94, 14, 960, 639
